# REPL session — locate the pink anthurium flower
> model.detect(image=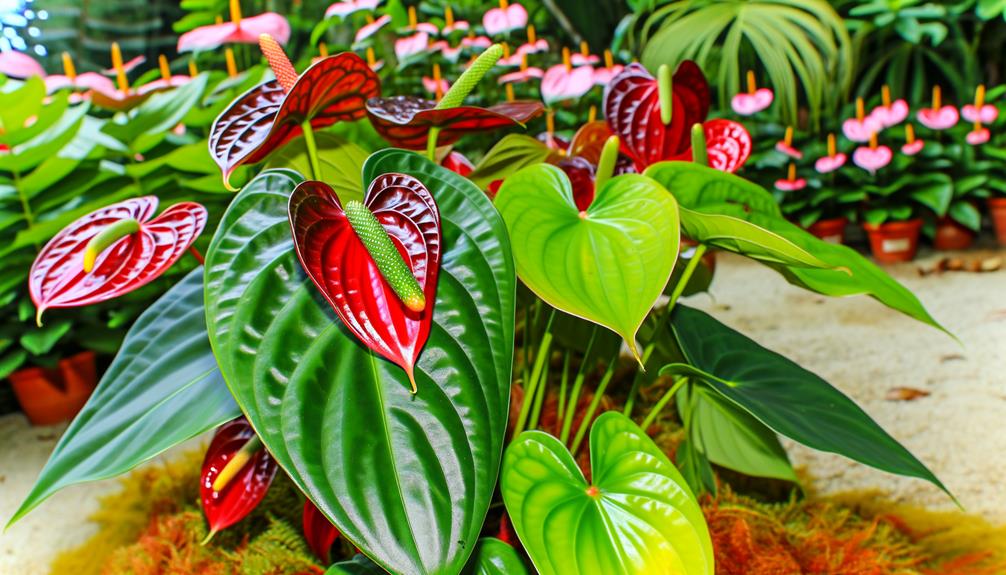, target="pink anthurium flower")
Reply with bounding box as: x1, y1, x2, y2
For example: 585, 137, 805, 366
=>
540, 48, 594, 105
441, 7, 470, 34
44, 52, 117, 97
731, 70, 773, 116
571, 42, 600, 67
916, 85, 958, 130
395, 31, 430, 61
354, 14, 390, 44
462, 33, 492, 50
178, 0, 289, 53
516, 25, 548, 56
775, 126, 803, 159
87, 43, 173, 111
853, 134, 892, 174
136, 55, 192, 94
363, 47, 384, 71
402, 6, 438, 35
967, 126, 991, 145
592, 50, 623, 86
870, 86, 908, 128
499, 65, 543, 85
102, 54, 145, 76
814, 133, 847, 174
422, 64, 450, 97
483, 0, 528, 36
901, 124, 924, 155
325, 0, 380, 19
962, 84, 998, 124
843, 98, 883, 143
775, 163, 806, 192
0, 50, 45, 79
